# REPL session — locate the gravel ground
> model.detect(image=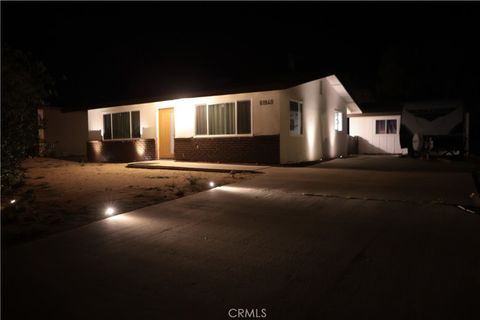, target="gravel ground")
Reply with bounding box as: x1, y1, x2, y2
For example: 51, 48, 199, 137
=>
1, 157, 254, 247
